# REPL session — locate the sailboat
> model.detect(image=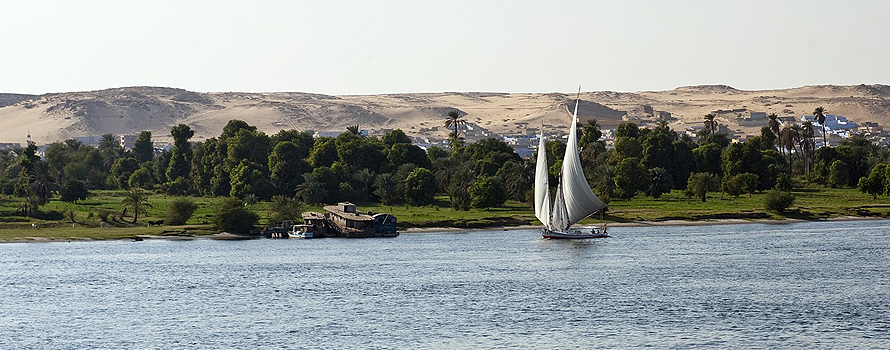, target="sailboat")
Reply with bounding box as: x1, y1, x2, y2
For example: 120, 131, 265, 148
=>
535, 88, 609, 239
